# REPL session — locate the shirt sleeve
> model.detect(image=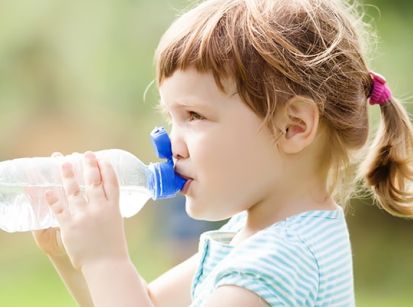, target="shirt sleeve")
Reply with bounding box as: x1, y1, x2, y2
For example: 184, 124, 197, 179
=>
212, 230, 319, 306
